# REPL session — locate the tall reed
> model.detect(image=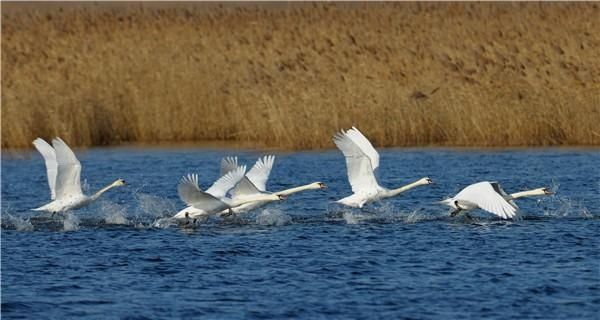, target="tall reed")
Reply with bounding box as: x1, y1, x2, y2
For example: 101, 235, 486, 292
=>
2, 2, 599, 149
